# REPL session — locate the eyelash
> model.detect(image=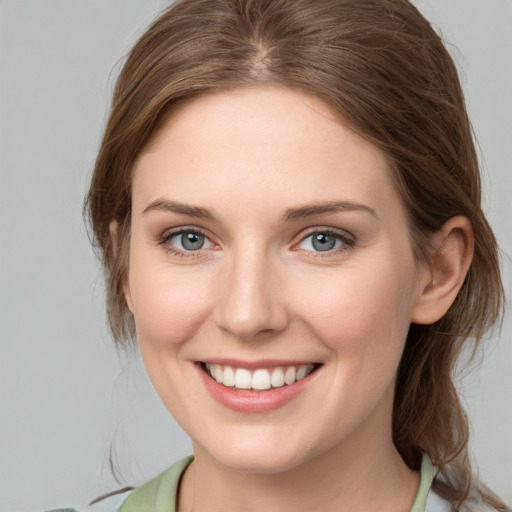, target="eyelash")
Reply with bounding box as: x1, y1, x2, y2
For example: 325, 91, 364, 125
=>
157, 227, 356, 258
